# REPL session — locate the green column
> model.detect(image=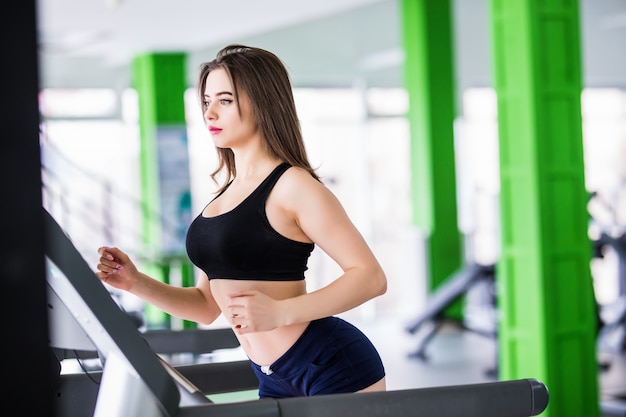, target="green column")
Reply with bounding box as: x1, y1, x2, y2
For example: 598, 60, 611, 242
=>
133, 52, 196, 330
489, 1, 599, 416
401, 0, 463, 315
